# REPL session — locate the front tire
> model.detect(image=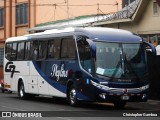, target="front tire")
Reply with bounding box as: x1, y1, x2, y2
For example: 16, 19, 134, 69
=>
68, 85, 78, 106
